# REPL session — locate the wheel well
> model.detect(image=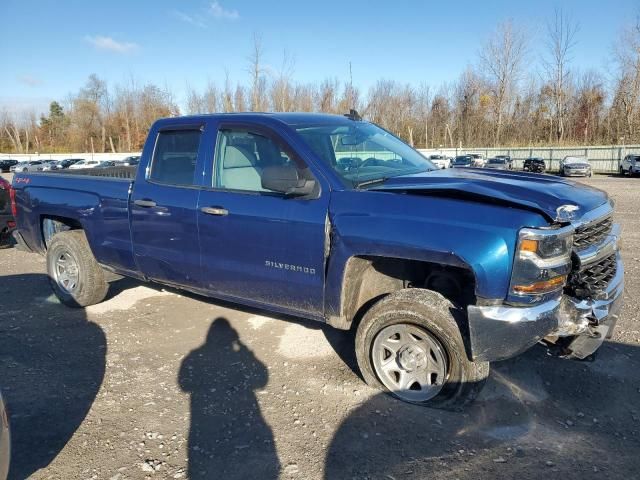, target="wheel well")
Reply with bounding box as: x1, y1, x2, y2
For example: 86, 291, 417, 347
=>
41, 216, 82, 249
337, 256, 476, 330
